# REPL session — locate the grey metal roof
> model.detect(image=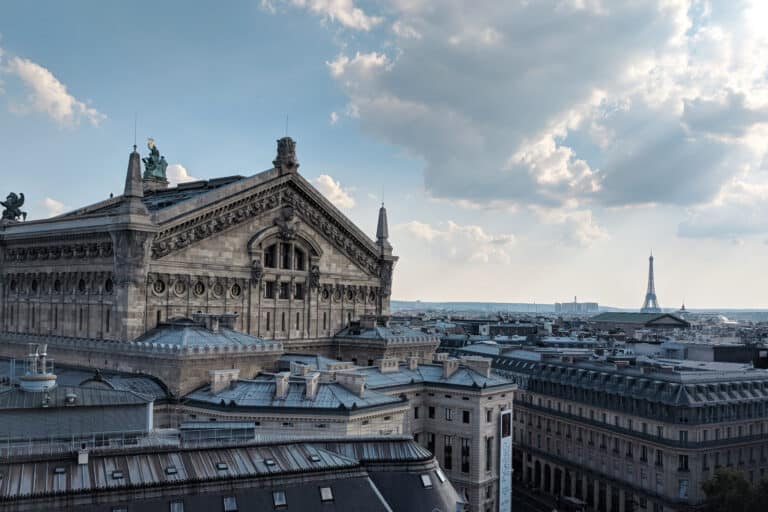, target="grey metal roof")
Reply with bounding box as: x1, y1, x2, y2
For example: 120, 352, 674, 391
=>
185, 379, 403, 411
0, 360, 169, 402
141, 176, 246, 211
279, 353, 347, 371
0, 385, 150, 409
335, 324, 440, 345
361, 363, 513, 390
134, 318, 278, 349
